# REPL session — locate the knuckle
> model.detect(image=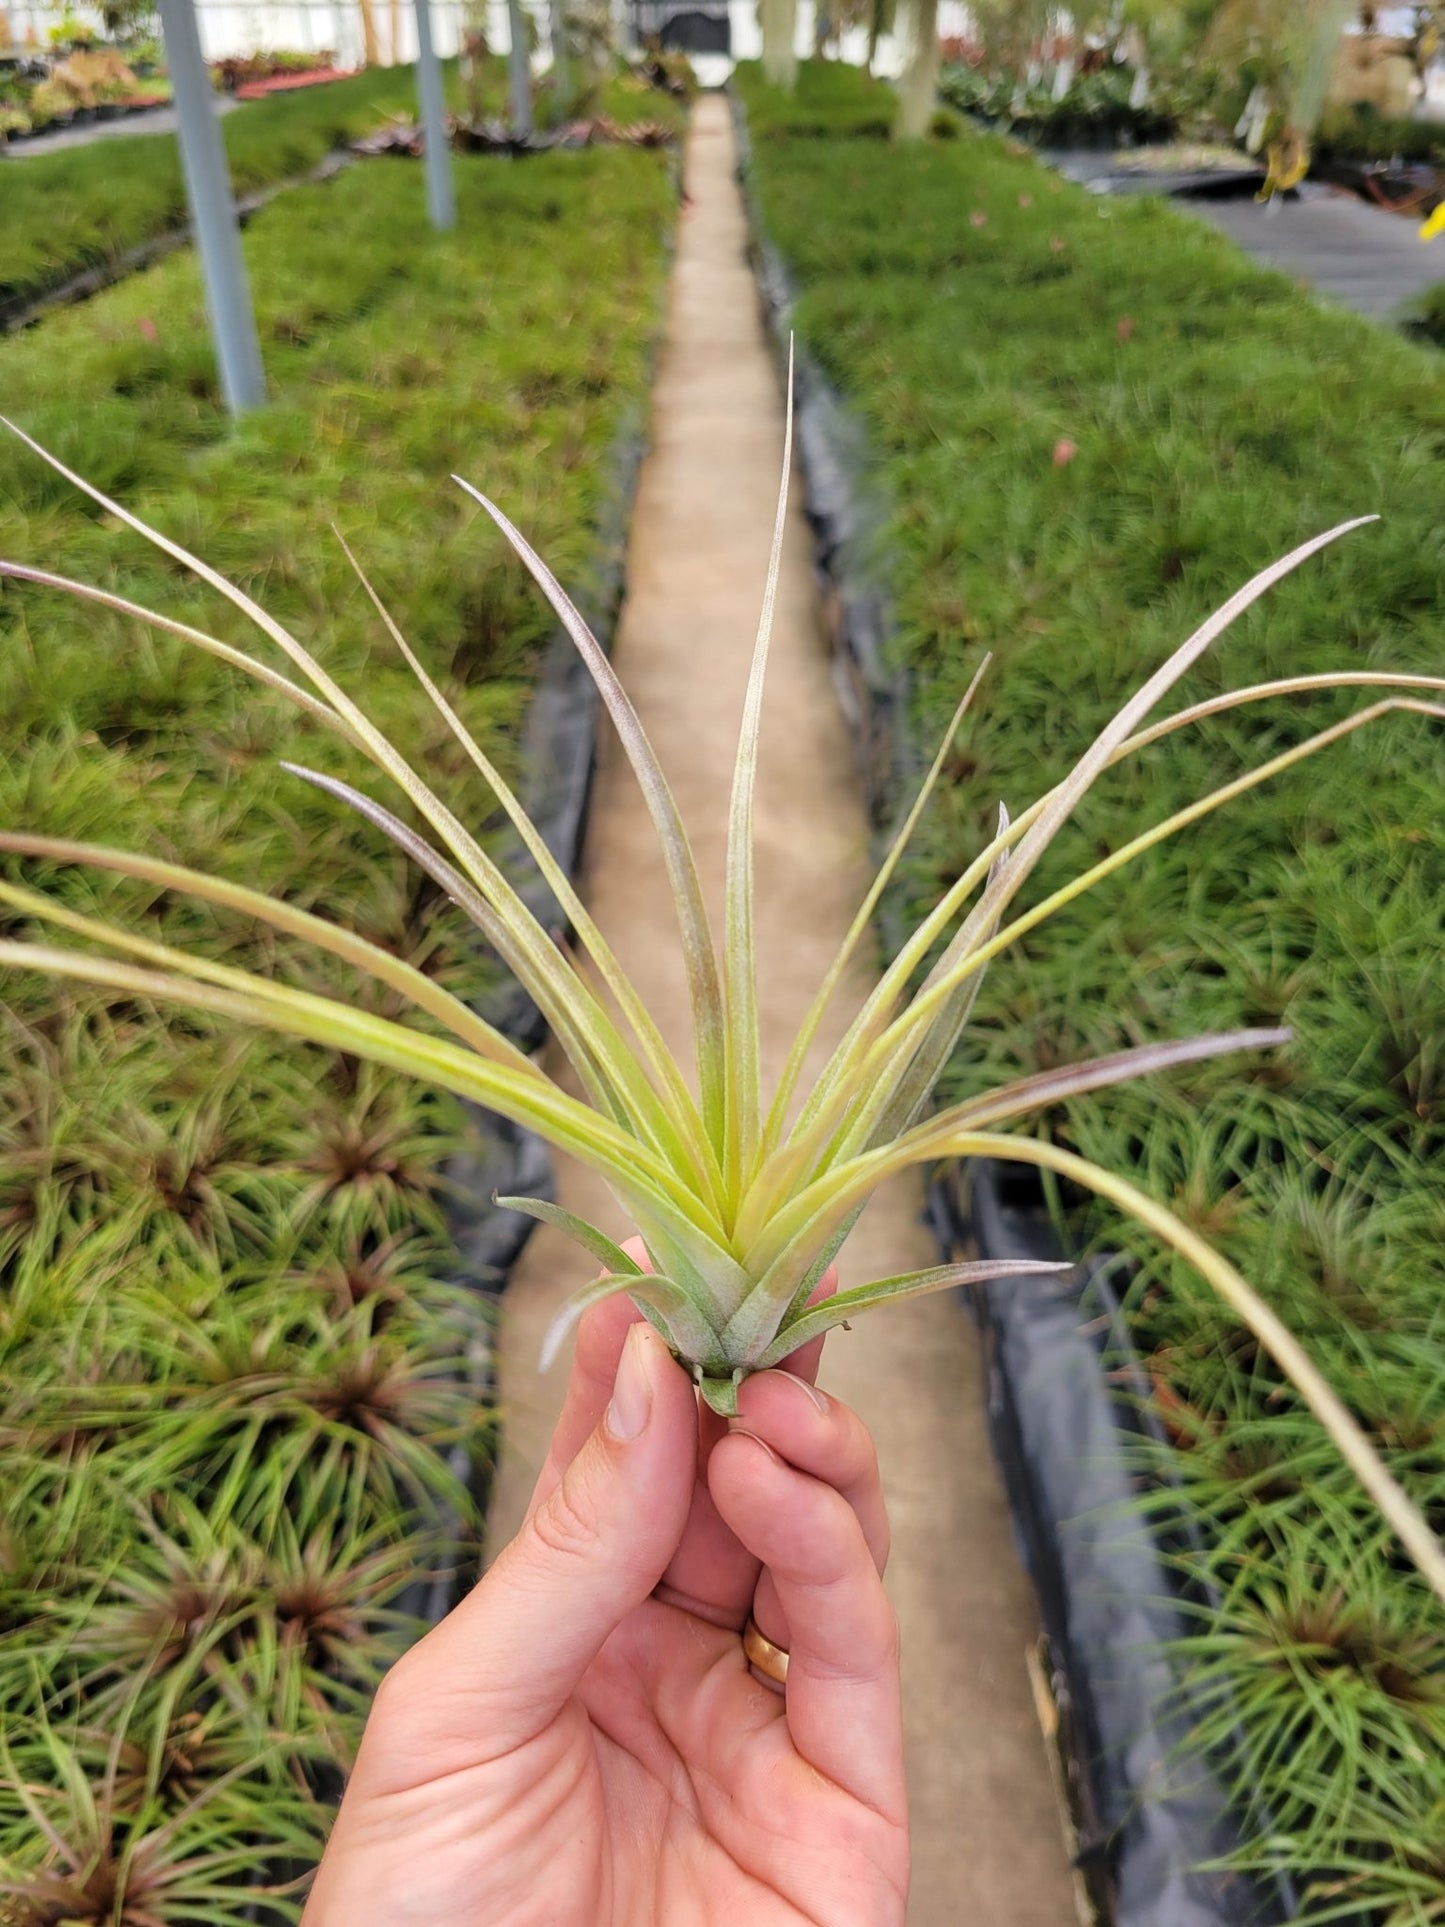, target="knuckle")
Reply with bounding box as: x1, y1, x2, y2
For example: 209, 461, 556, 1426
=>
529, 1474, 602, 1565
836, 1406, 880, 1483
